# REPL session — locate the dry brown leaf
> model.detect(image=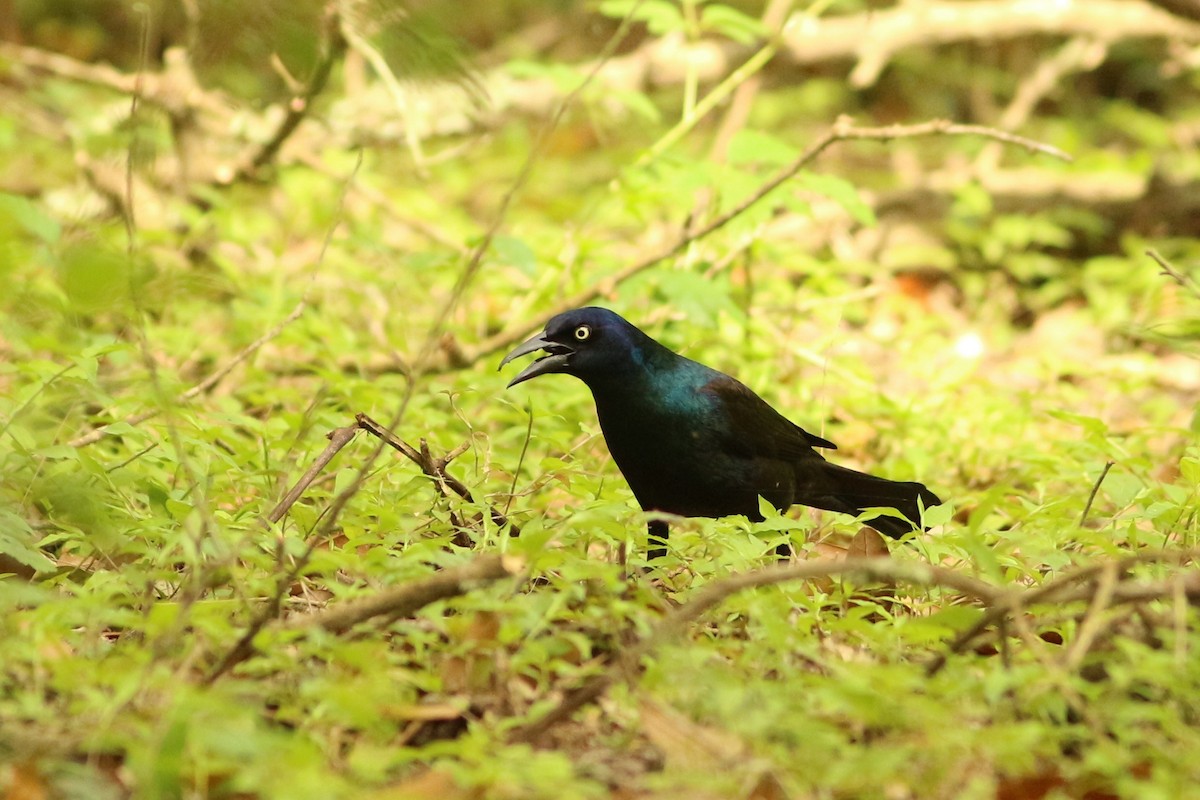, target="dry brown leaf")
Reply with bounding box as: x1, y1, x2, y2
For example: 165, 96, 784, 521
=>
5, 762, 49, 800
892, 270, 943, 305
365, 767, 482, 800
808, 528, 892, 595
810, 538, 848, 561
995, 770, 1068, 800
744, 770, 790, 800
638, 696, 746, 773
848, 527, 891, 559
463, 610, 501, 643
